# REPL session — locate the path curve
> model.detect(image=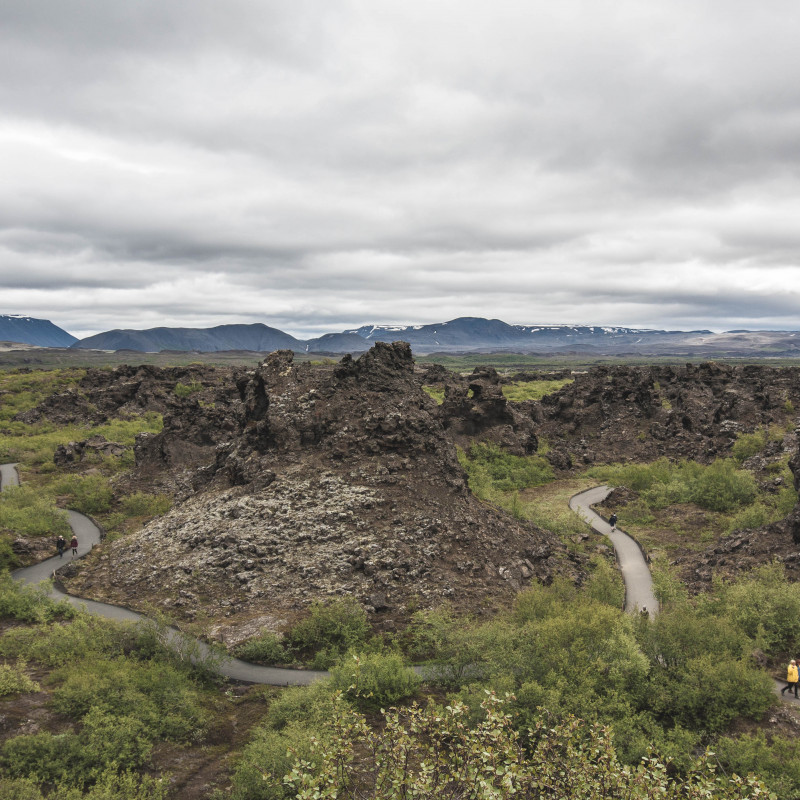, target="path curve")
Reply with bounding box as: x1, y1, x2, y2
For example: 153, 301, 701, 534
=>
570, 485, 658, 615
569, 483, 800, 703
1, 463, 326, 686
